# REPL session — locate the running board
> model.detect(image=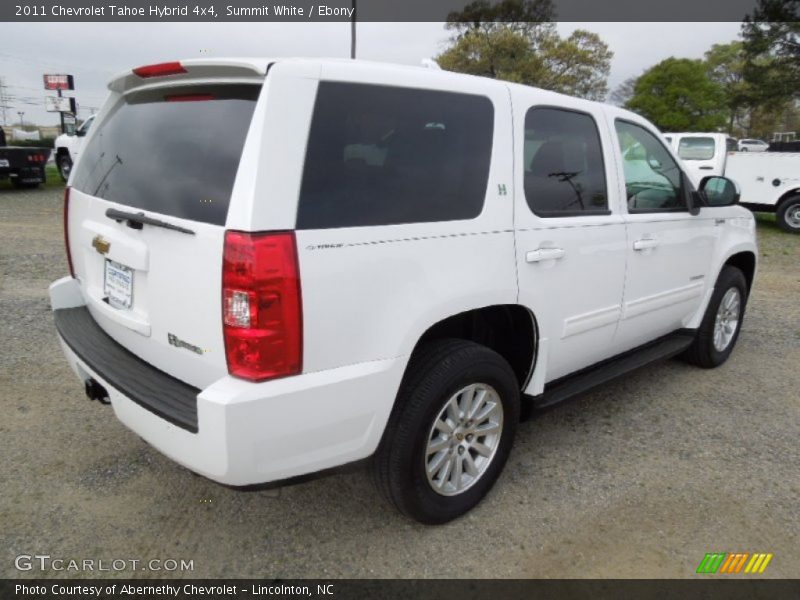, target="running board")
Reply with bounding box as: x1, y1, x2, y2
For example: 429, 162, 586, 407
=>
529, 332, 695, 410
